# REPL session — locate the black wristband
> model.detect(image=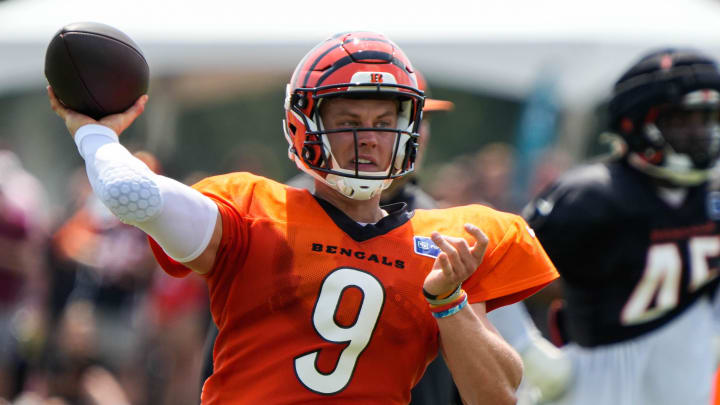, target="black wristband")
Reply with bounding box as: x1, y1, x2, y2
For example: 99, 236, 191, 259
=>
422, 284, 461, 301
